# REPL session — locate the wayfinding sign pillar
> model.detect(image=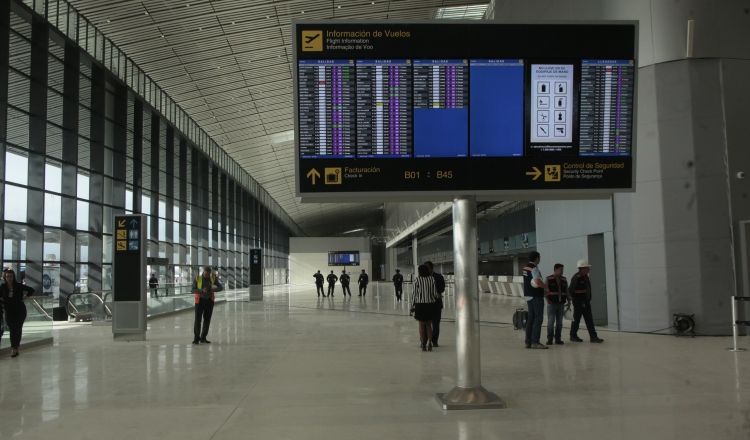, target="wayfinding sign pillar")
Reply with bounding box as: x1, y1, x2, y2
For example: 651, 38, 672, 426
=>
112, 214, 147, 341
249, 249, 263, 301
